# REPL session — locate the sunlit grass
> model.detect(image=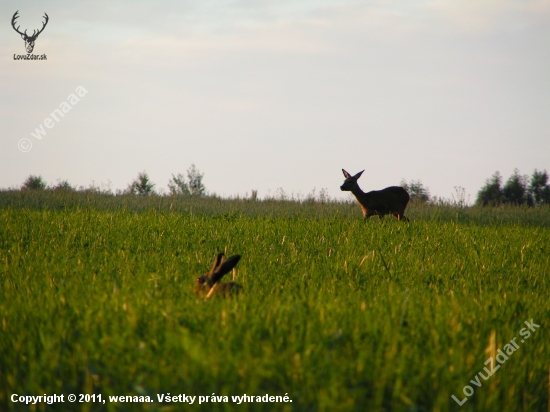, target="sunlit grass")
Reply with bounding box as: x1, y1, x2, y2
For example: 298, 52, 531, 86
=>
0, 192, 548, 411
